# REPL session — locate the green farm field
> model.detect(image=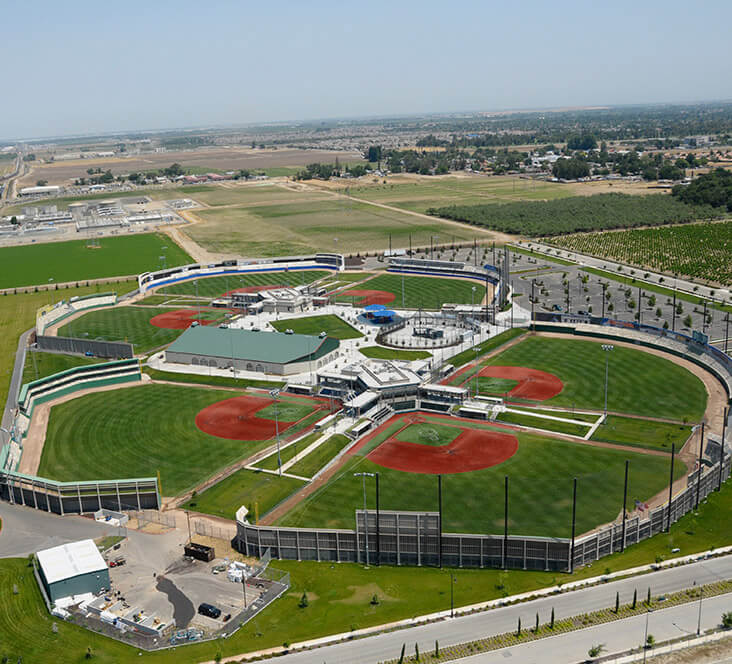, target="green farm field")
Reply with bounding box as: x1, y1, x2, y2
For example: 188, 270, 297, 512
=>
0, 233, 191, 289
159, 269, 329, 297
279, 414, 684, 537
185, 193, 494, 257
548, 220, 732, 285
270, 314, 363, 339
57, 305, 185, 354
343, 174, 574, 213
484, 336, 707, 421
340, 273, 486, 310
37, 383, 313, 495
188, 183, 325, 207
